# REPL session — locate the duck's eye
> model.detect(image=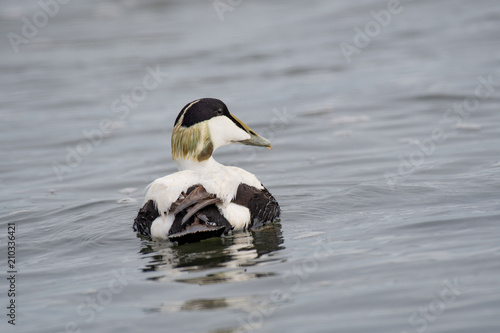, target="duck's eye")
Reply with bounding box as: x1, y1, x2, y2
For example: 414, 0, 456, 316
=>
215, 109, 224, 115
